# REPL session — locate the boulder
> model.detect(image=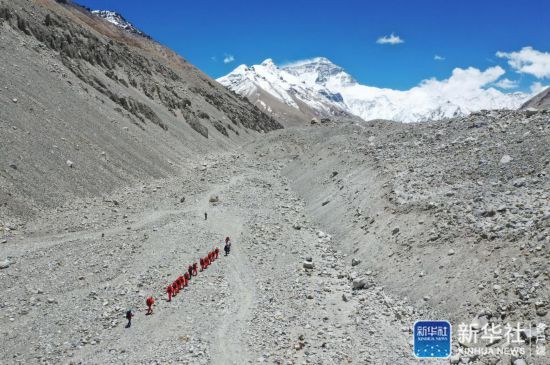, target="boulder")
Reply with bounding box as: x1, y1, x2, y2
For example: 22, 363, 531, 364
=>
449, 354, 460, 364
303, 261, 314, 270
351, 258, 361, 266
208, 195, 219, 203
499, 154, 512, 165
352, 277, 369, 290
0, 259, 10, 269
524, 107, 538, 117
